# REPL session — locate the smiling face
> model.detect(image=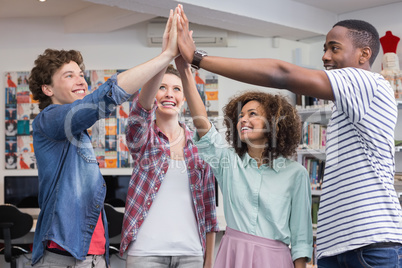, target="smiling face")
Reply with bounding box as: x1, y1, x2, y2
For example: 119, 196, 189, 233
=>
42, 61, 88, 105
7, 123, 15, 132
322, 26, 364, 70
7, 155, 14, 165
237, 100, 268, 147
155, 73, 184, 118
